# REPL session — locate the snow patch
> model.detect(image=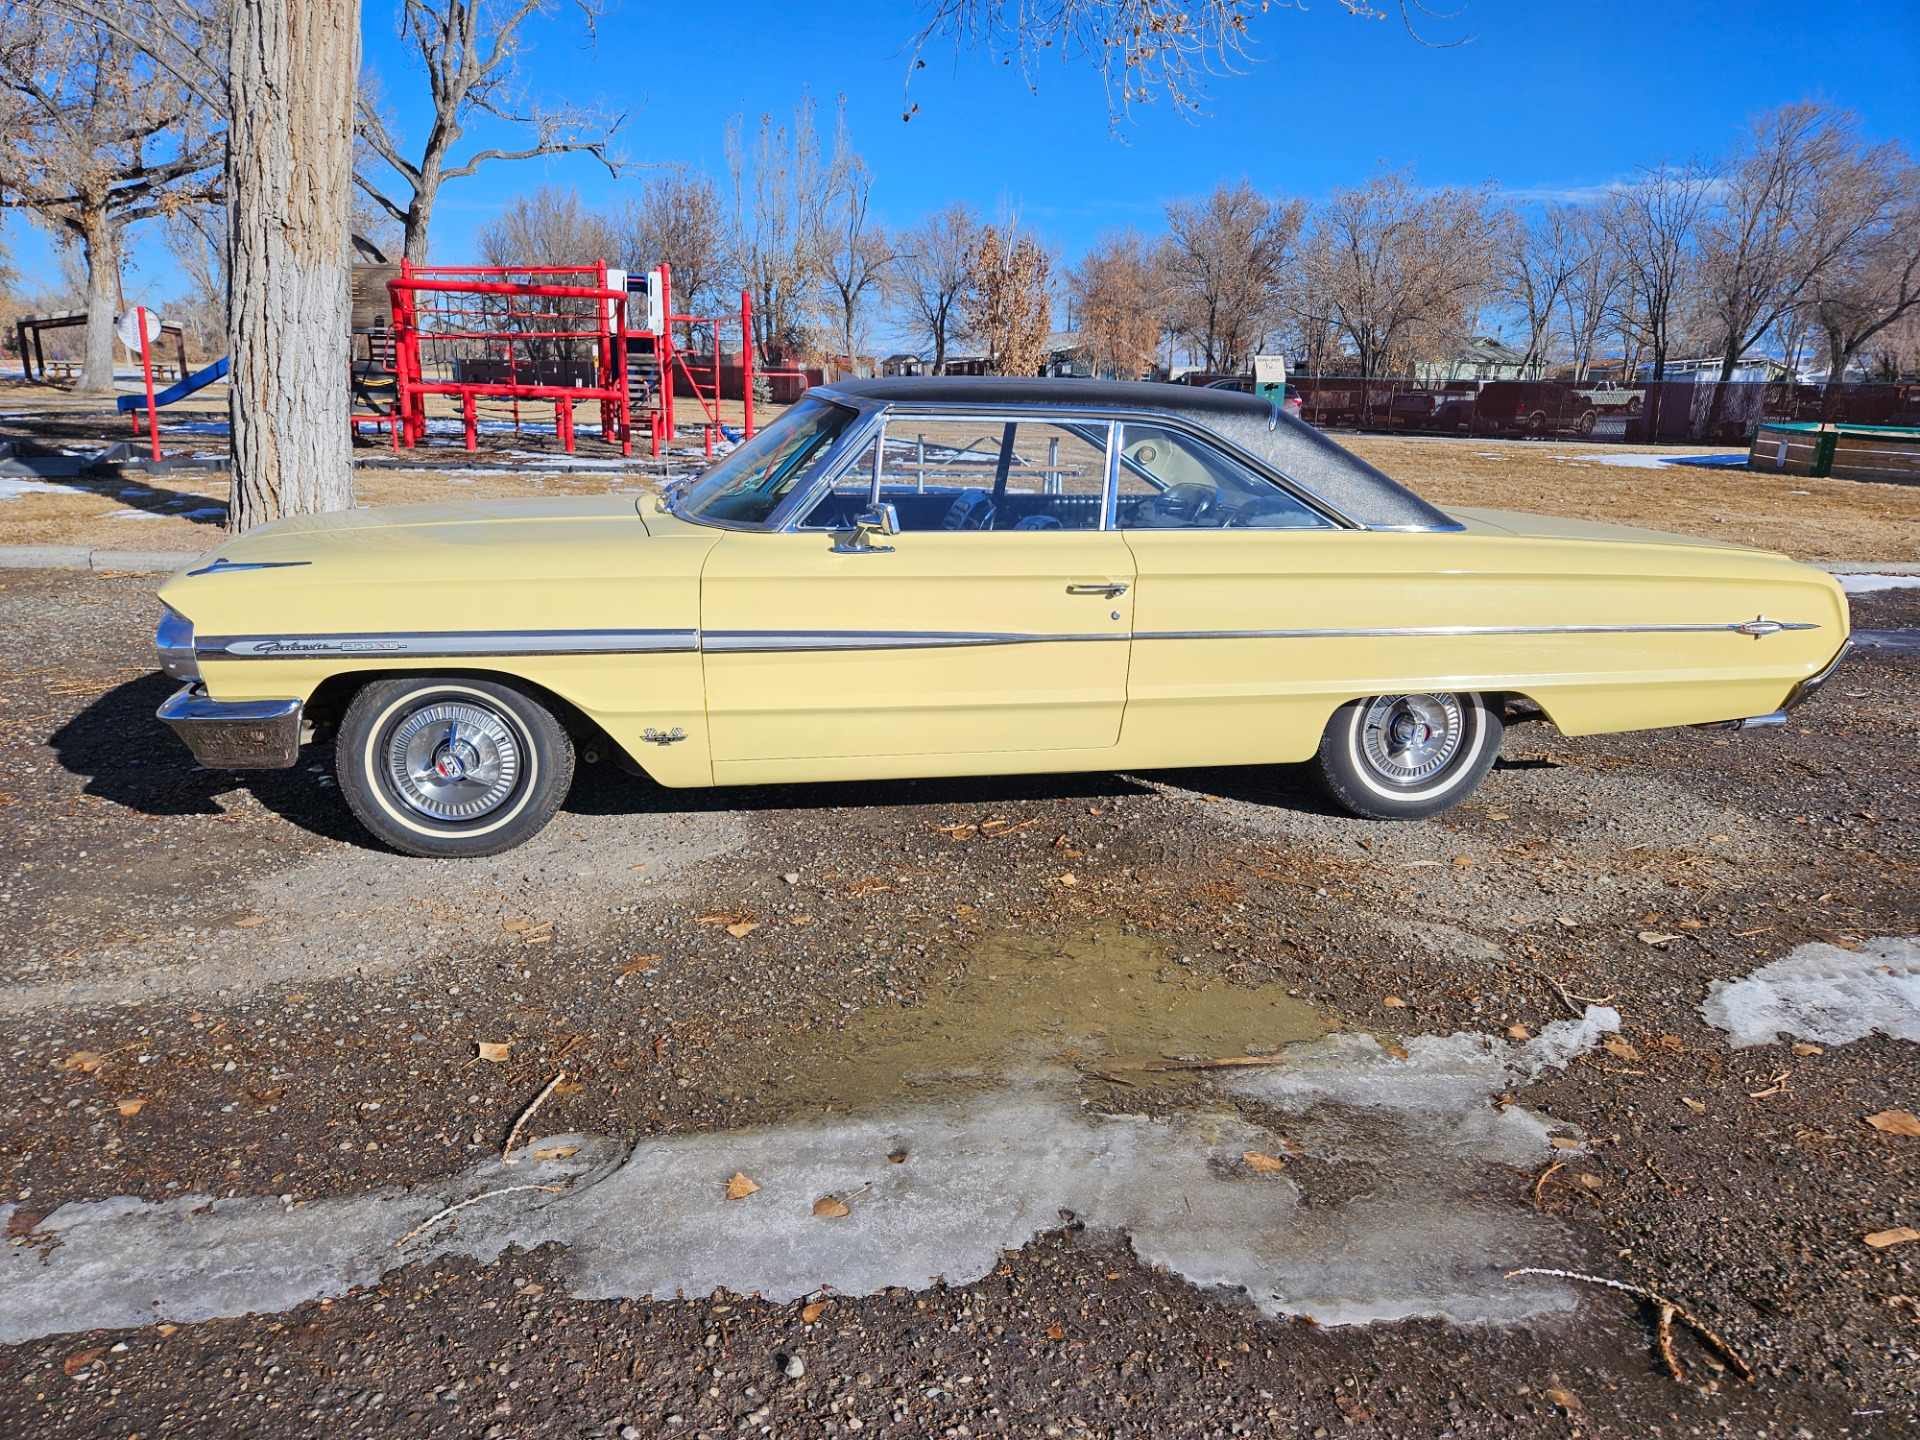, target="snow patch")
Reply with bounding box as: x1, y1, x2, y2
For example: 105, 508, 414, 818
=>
1838, 574, 1920, 595
0, 1012, 1620, 1343
1569, 452, 1749, 470
0, 476, 90, 501
1701, 938, 1920, 1048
